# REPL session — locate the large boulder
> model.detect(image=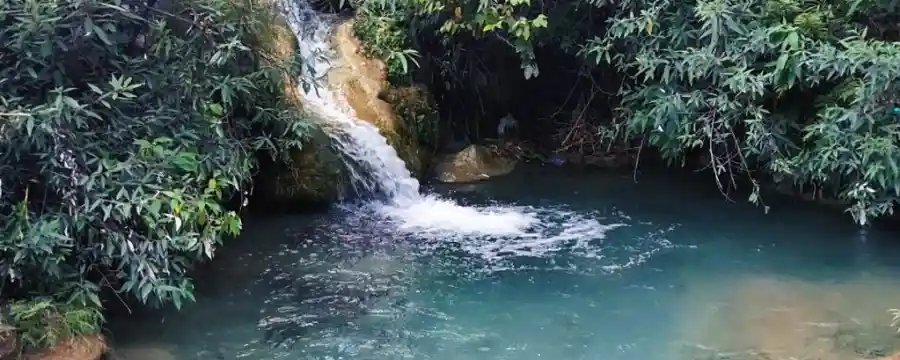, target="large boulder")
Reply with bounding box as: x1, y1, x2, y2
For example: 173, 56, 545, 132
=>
255, 126, 348, 206
249, 4, 350, 207
328, 20, 433, 177
432, 145, 517, 183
